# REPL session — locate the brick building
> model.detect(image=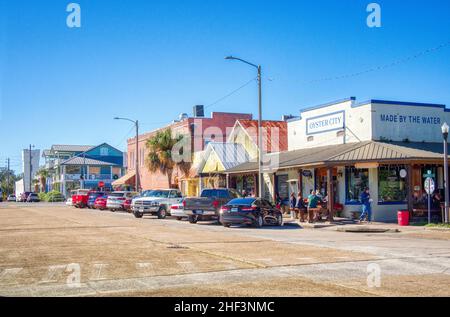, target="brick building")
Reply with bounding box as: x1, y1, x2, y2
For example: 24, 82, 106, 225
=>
122, 108, 252, 191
